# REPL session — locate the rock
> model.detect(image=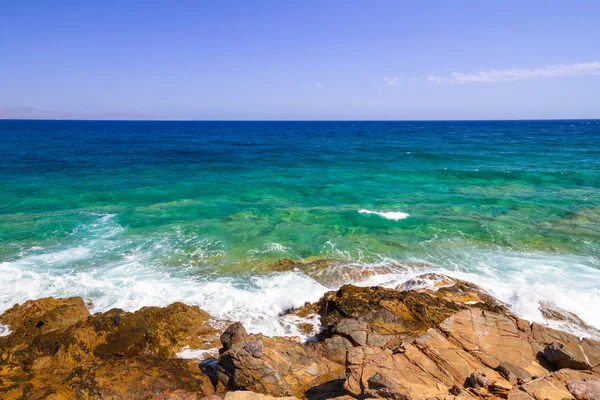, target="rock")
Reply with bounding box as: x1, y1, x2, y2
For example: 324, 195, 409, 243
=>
224, 391, 298, 400
0, 297, 90, 337
268, 258, 407, 287
317, 284, 466, 347
0, 297, 222, 399
567, 377, 600, 400
539, 301, 600, 340
216, 324, 345, 398
520, 375, 575, 399
495, 361, 533, 384
398, 273, 509, 313
466, 372, 490, 388
544, 341, 593, 370
220, 322, 248, 353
